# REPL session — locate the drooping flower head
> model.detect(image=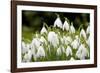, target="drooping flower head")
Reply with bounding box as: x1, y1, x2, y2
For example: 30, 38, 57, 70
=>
63, 17, 70, 31
23, 49, 32, 62
76, 44, 89, 60
63, 36, 72, 45
54, 14, 63, 29
86, 25, 90, 35
31, 38, 41, 50
80, 29, 87, 39
40, 22, 48, 34
66, 46, 72, 57
22, 42, 30, 54
70, 22, 75, 33
48, 31, 59, 48
56, 46, 65, 56
71, 39, 80, 49
36, 46, 46, 58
